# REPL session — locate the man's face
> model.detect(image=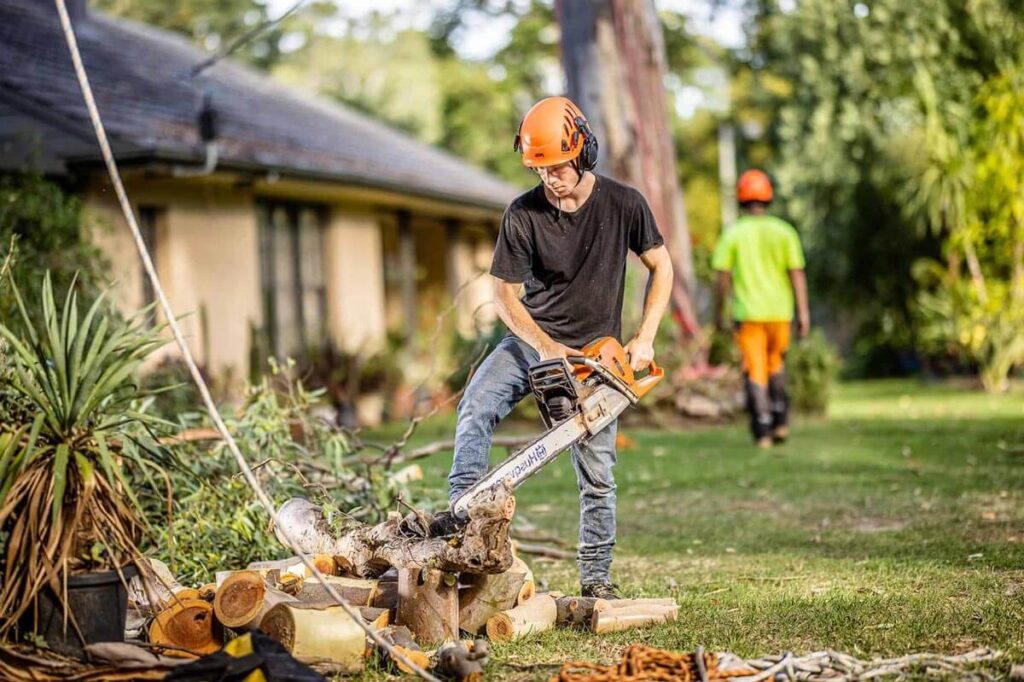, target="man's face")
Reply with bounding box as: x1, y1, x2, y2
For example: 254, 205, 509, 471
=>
534, 161, 579, 197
